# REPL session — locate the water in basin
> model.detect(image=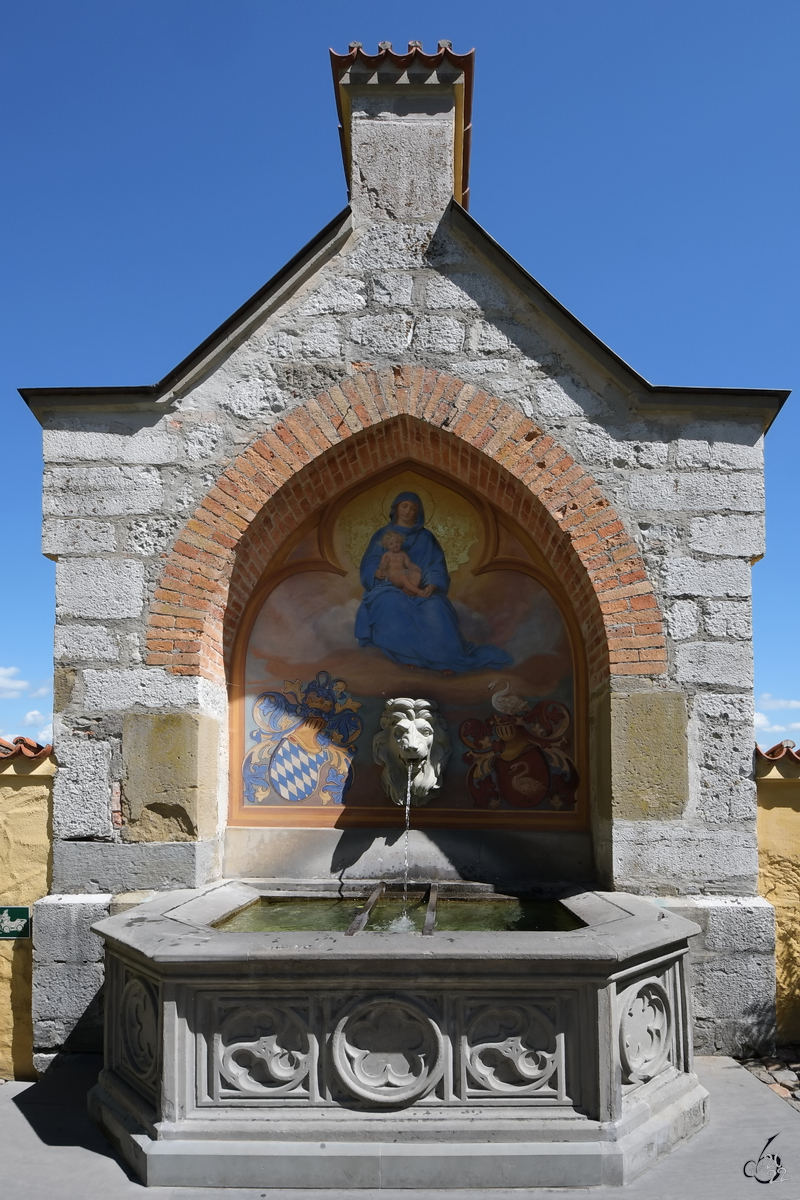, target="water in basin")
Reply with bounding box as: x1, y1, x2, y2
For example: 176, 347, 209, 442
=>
217, 895, 584, 934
